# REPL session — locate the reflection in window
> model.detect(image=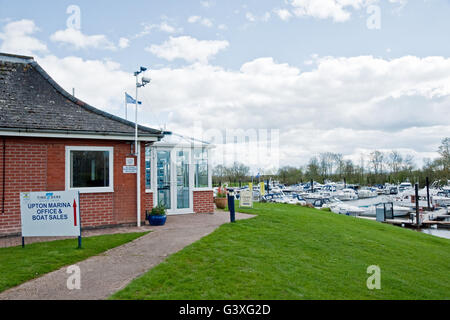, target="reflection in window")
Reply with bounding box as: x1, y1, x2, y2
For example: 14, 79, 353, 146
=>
145, 148, 151, 190
194, 148, 209, 188
70, 151, 110, 188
